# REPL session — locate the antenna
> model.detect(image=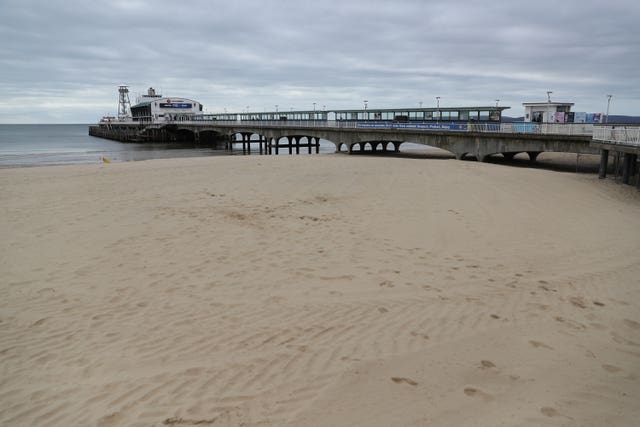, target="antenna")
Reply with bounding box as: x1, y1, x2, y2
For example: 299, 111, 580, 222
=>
118, 84, 131, 119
